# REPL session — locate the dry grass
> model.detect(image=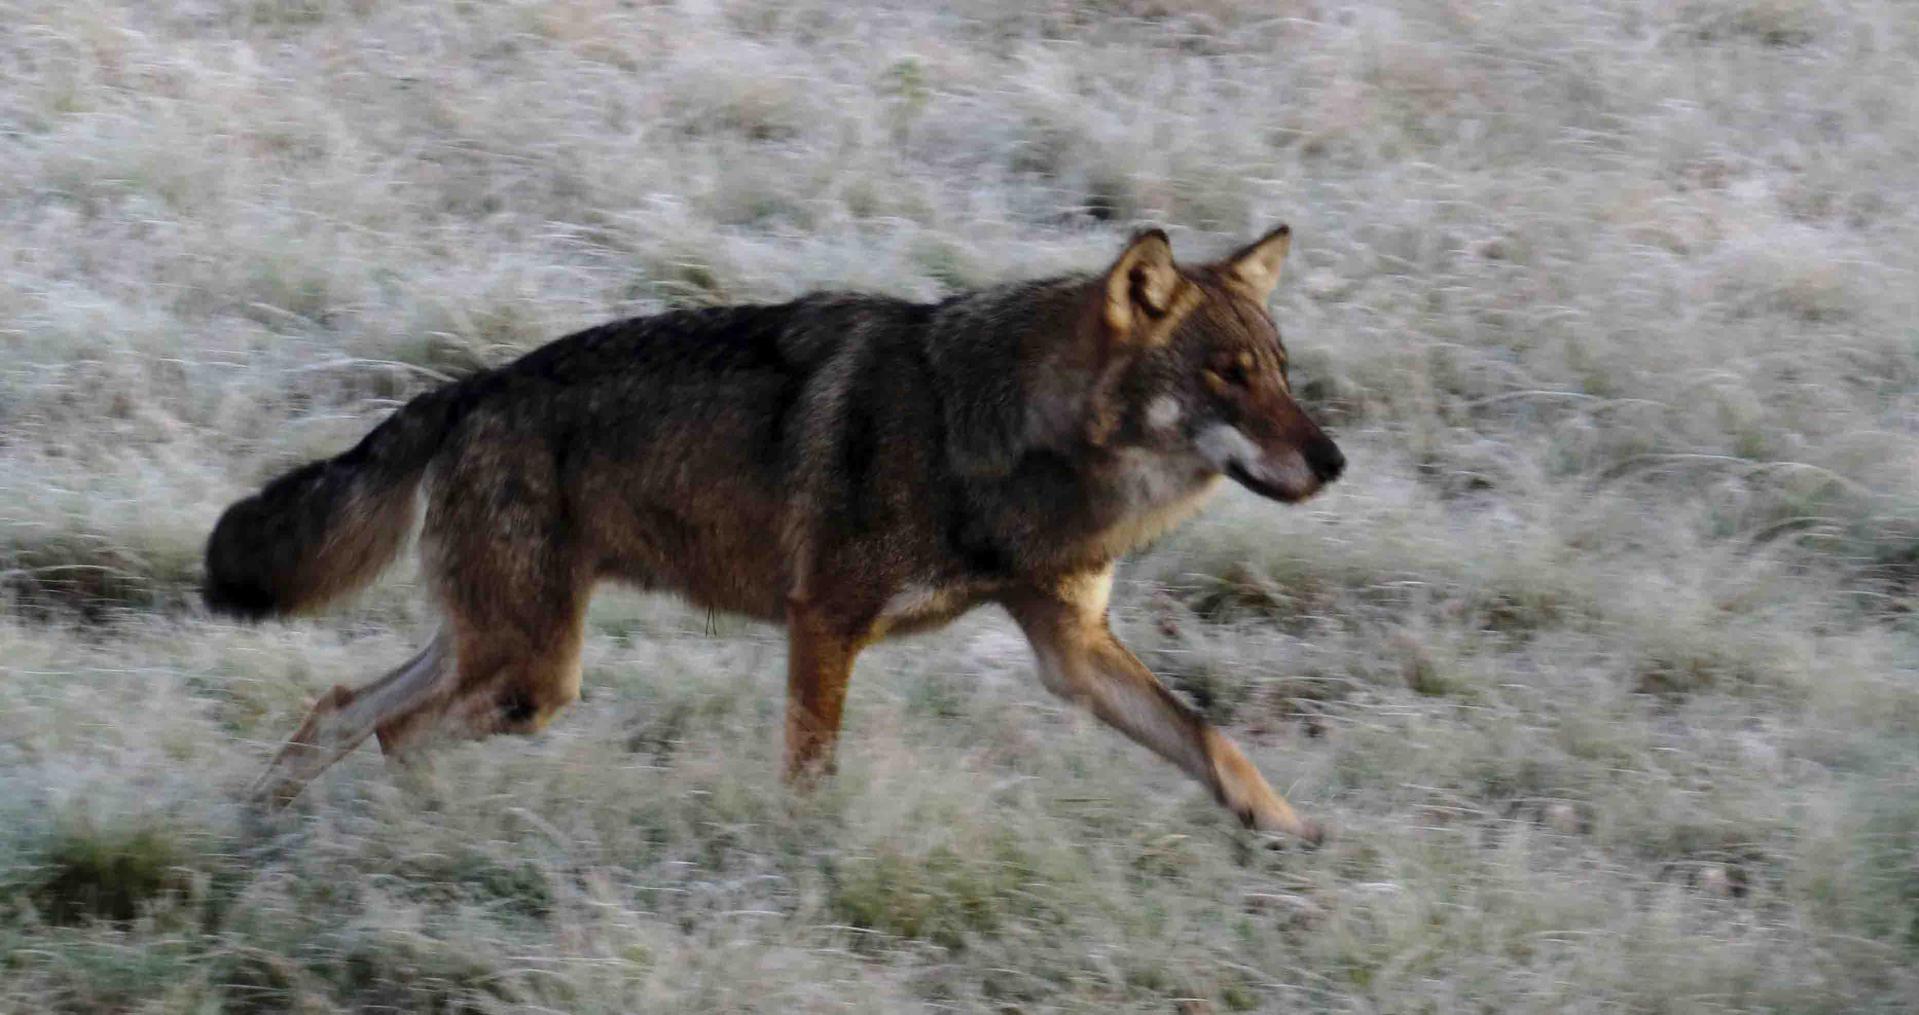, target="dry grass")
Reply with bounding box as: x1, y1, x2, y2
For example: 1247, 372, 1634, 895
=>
3, 0, 1918, 1011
